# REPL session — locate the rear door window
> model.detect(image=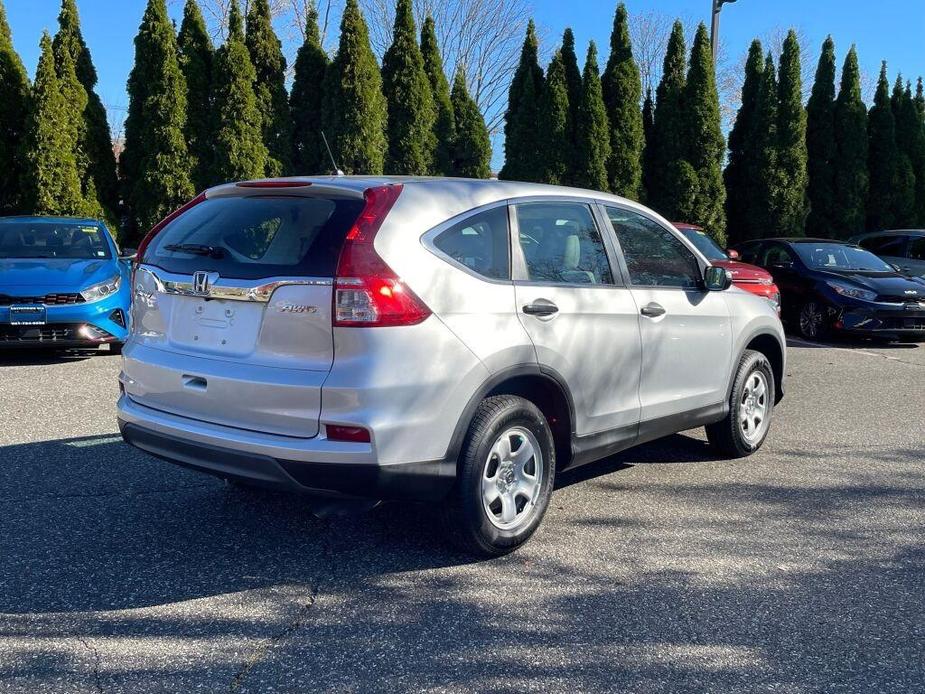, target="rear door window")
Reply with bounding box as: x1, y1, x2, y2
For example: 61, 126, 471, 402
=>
145, 195, 364, 279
